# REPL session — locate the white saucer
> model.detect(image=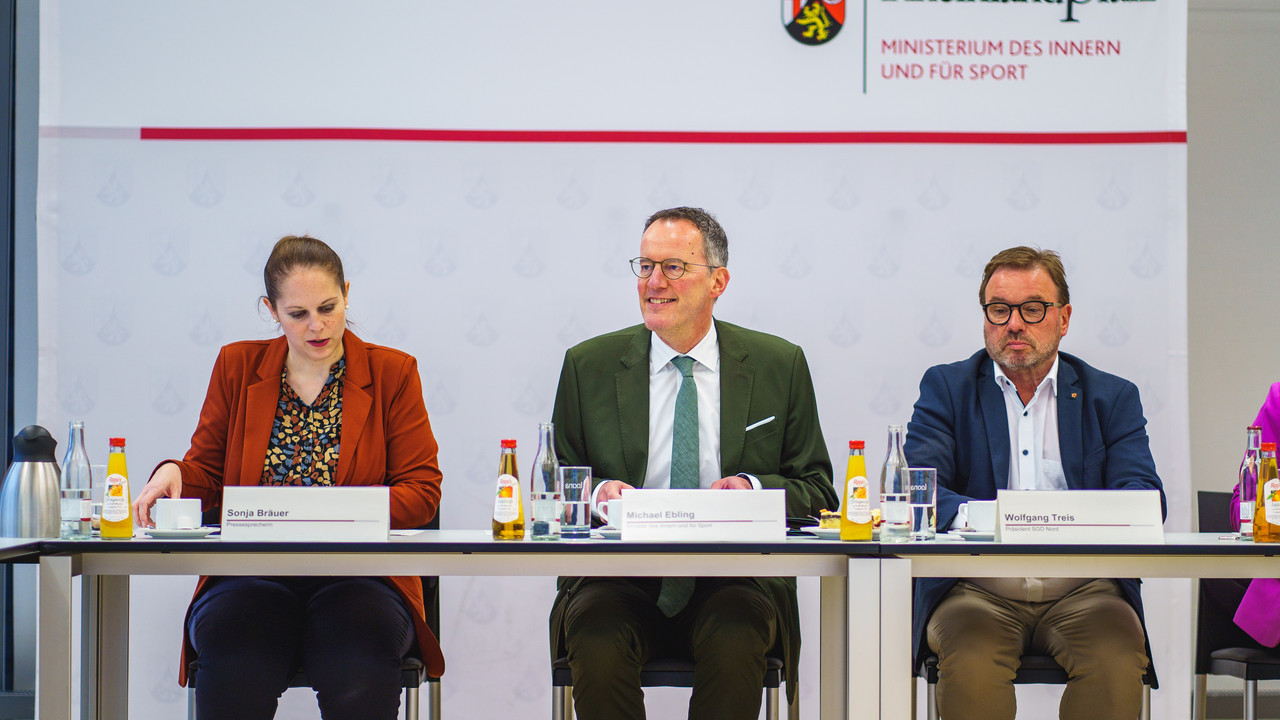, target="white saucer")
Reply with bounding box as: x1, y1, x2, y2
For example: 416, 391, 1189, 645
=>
595, 527, 622, 540
948, 529, 995, 541
803, 527, 882, 540
144, 527, 216, 539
